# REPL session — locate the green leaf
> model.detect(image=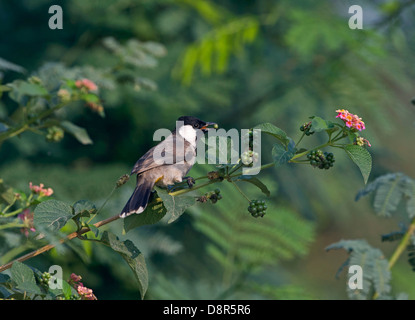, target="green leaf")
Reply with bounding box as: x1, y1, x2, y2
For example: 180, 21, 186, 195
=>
0, 179, 15, 205
17, 82, 48, 96
272, 143, 294, 167
73, 199, 97, 217
0, 57, 25, 73
81, 93, 100, 103
355, 173, 414, 218
326, 240, 391, 299
100, 231, 148, 299
123, 191, 167, 233
310, 116, 338, 135
7, 80, 48, 105
60, 121, 93, 145
62, 280, 74, 300
10, 261, 41, 295
403, 178, 415, 219
343, 145, 372, 184
156, 187, 196, 223
0, 85, 12, 93
0, 122, 8, 133
33, 199, 73, 232
254, 123, 290, 146
326, 239, 391, 300
234, 175, 270, 197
